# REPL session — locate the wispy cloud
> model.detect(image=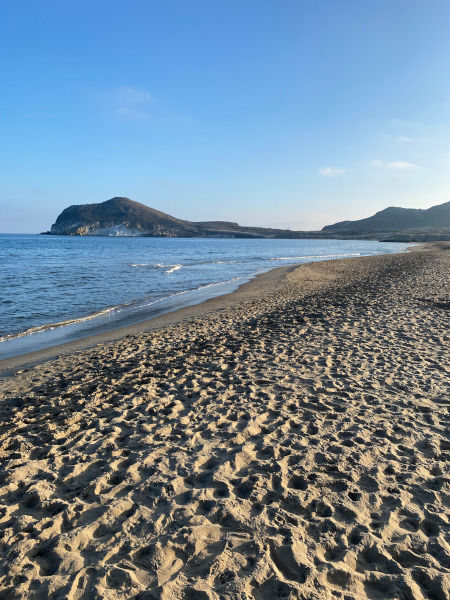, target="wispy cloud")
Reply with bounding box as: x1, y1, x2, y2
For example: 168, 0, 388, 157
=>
390, 118, 423, 127
110, 86, 153, 121
378, 133, 414, 143
114, 86, 152, 105
116, 106, 150, 122
388, 160, 417, 169
319, 167, 346, 177
371, 159, 417, 170
100, 85, 193, 125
